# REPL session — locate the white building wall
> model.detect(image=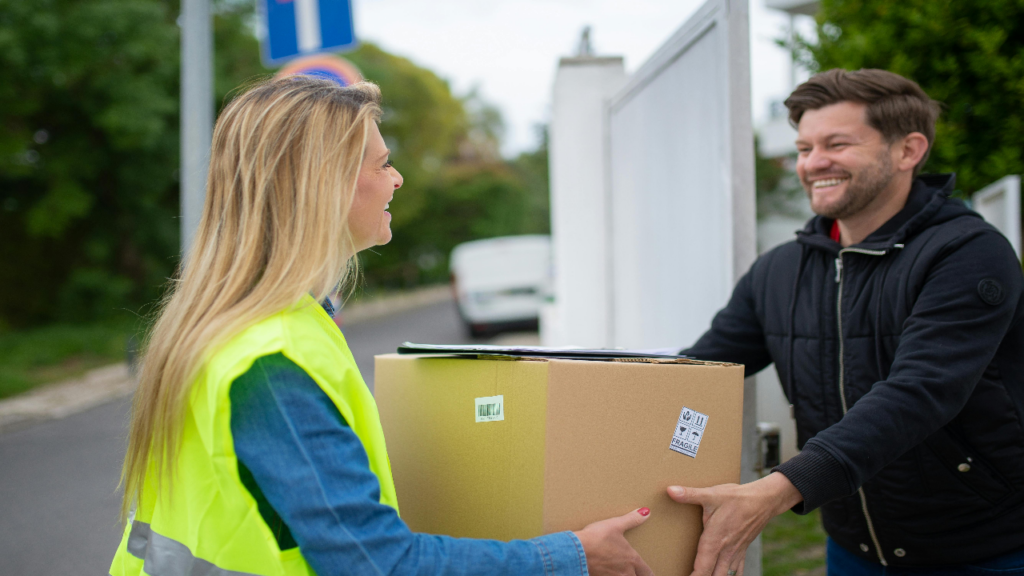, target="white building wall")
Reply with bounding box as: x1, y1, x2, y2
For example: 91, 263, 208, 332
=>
605, 0, 755, 350
543, 57, 626, 347
758, 115, 798, 158
972, 175, 1022, 258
